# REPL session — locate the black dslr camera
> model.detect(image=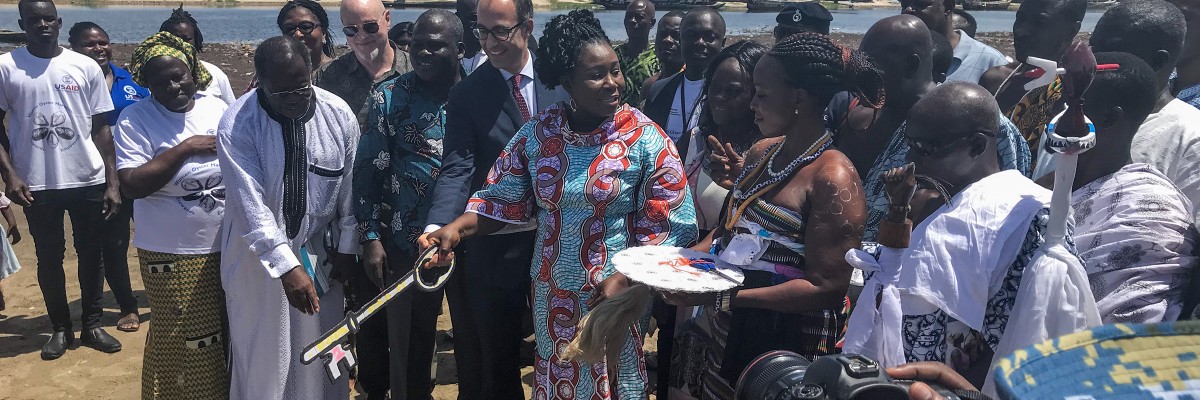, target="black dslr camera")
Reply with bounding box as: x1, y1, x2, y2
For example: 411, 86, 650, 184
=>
736, 351, 987, 400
